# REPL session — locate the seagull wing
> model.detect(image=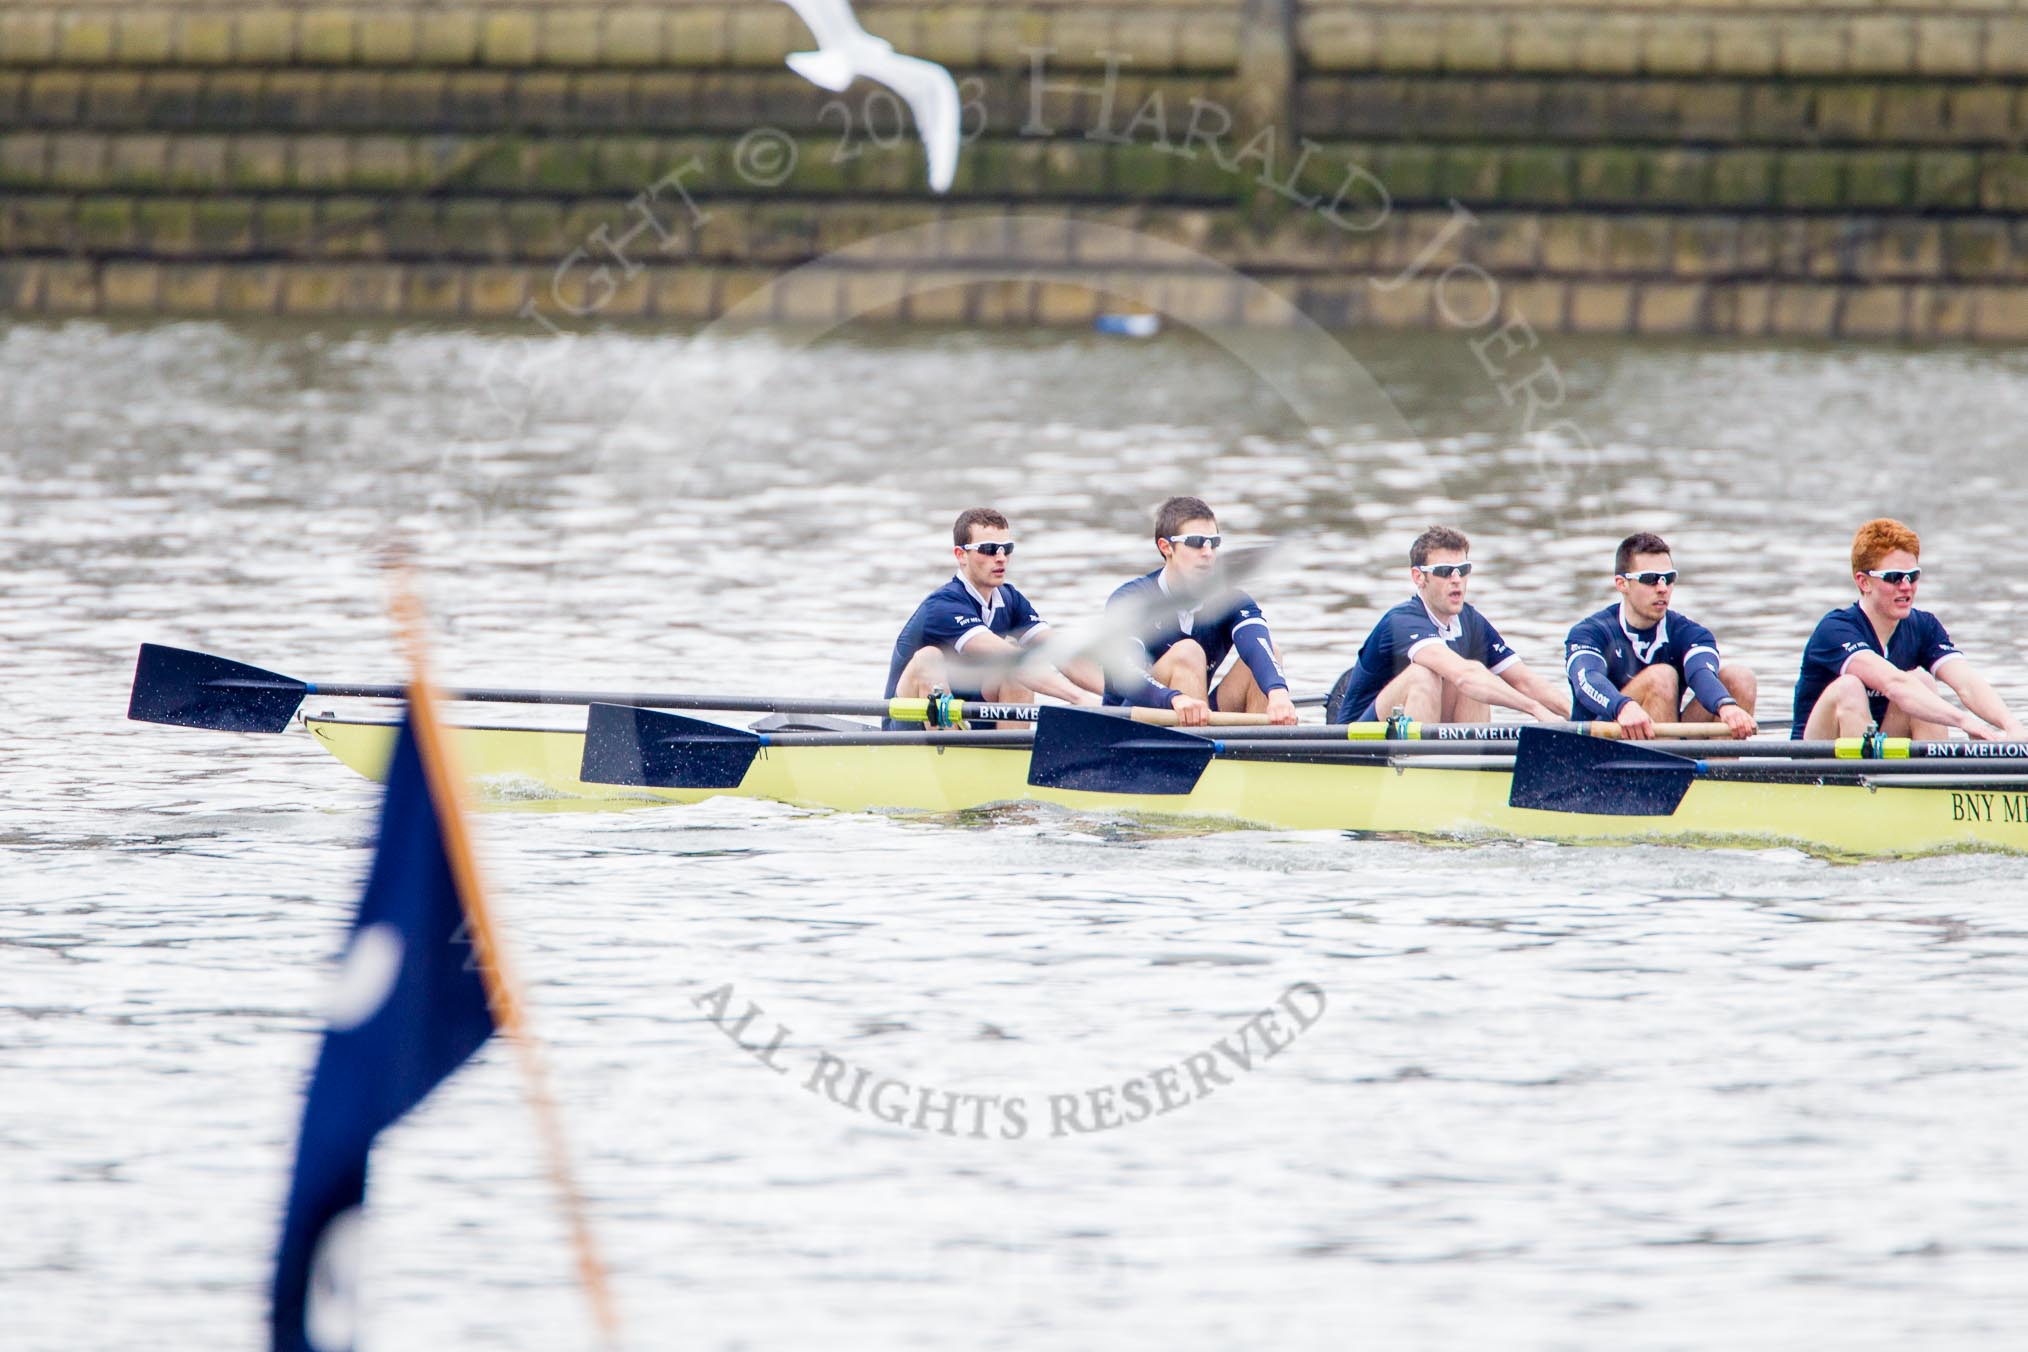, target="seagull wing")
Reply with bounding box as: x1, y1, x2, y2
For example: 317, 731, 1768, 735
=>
849, 46, 962, 193
779, 0, 865, 52
780, 0, 869, 90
